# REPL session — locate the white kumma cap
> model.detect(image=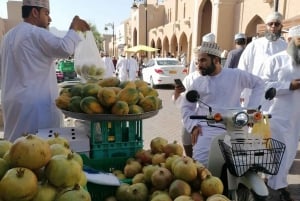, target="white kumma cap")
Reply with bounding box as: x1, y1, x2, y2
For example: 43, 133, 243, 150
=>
193, 42, 222, 58
23, 0, 49, 10
265, 12, 283, 23
288, 25, 300, 38
202, 33, 216, 43
234, 33, 246, 40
